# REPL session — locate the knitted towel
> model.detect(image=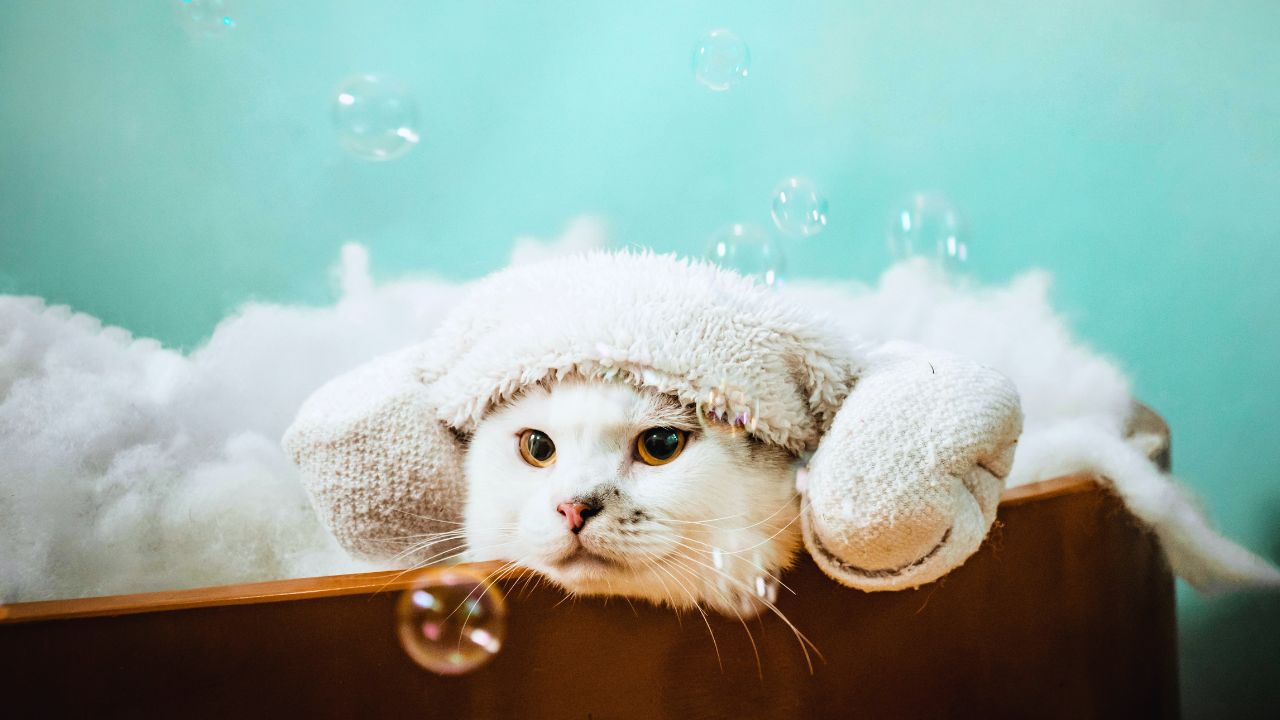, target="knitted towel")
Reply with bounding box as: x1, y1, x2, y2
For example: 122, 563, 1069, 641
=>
283, 252, 1023, 591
